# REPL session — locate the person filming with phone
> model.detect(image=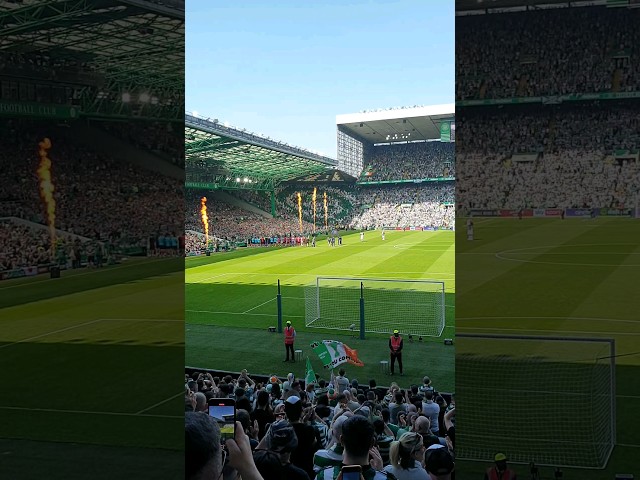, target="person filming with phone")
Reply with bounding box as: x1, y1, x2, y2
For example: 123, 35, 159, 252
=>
185, 411, 264, 480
